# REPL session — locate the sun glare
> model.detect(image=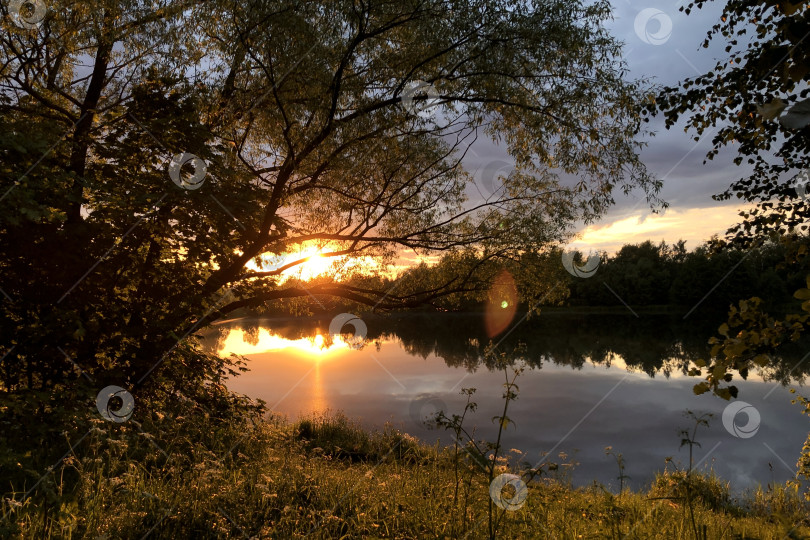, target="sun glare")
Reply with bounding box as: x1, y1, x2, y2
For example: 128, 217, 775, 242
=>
297, 252, 334, 281
245, 241, 388, 282
218, 328, 350, 358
